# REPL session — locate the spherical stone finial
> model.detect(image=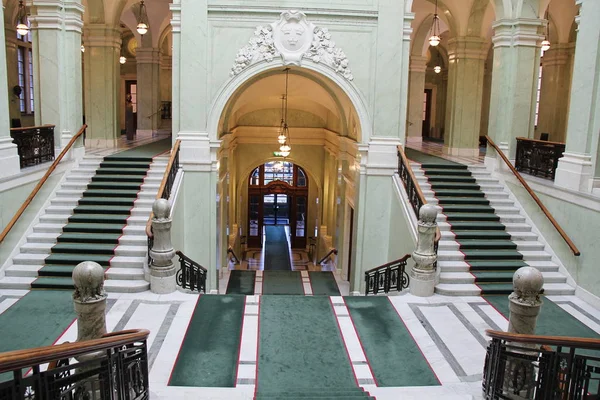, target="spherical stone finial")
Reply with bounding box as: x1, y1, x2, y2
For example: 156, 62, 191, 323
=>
153, 198, 171, 219
513, 266, 544, 299
72, 261, 106, 303
419, 203, 438, 224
